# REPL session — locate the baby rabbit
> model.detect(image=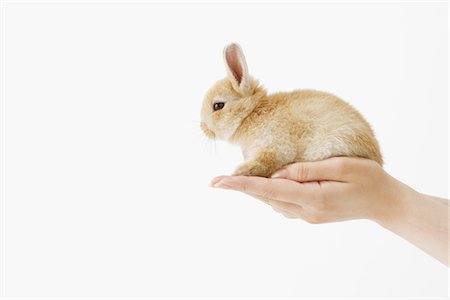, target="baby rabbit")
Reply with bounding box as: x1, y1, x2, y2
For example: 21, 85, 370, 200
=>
200, 43, 382, 177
